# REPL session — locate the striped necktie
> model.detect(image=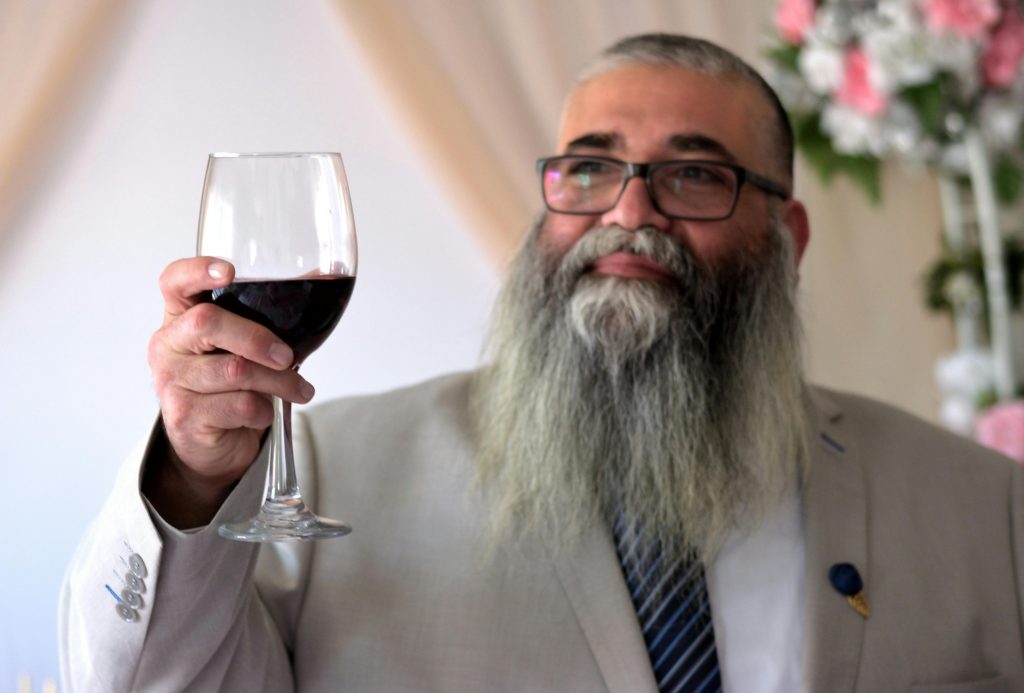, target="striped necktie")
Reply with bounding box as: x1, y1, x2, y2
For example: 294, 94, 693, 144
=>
613, 515, 723, 693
